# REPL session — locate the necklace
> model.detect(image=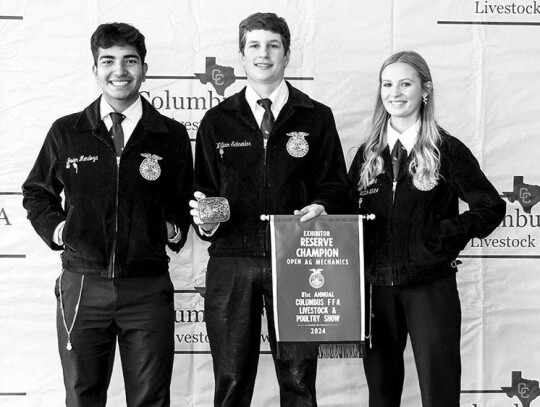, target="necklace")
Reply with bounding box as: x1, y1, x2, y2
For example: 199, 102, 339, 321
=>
58, 269, 85, 351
